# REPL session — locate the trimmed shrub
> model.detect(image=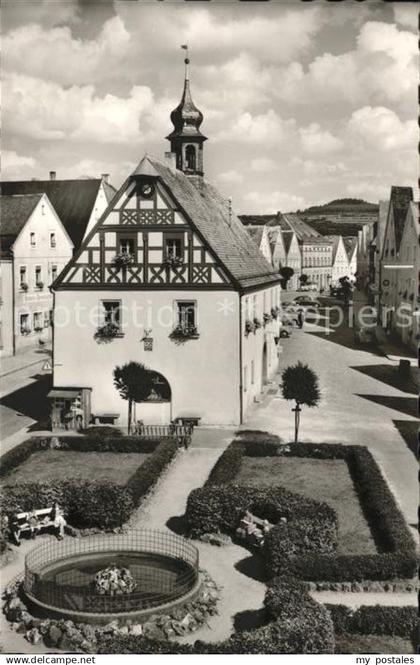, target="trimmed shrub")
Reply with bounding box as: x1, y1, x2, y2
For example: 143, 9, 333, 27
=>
265, 517, 337, 577
0, 437, 46, 478
126, 439, 178, 503
326, 604, 418, 640
1, 438, 178, 530
197, 436, 417, 582
81, 426, 122, 438
186, 484, 338, 569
